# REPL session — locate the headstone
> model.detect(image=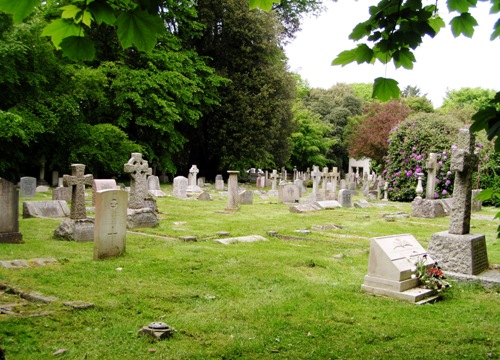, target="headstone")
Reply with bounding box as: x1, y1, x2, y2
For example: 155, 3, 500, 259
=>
124, 153, 152, 209
311, 166, 322, 201
173, 176, 188, 198
340, 179, 347, 190
52, 187, 71, 202
19, 177, 36, 198
94, 189, 127, 260
362, 234, 437, 303
411, 199, 446, 218
215, 174, 224, 191
279, 183, 300, 203
226, 171, 239, 210
197, 177, 205, 188
471, 189, 482, 211
238, 190, 253, 205
23, 201, 70, 218
54, 164, 94, 242
36, 185, 50, 193
0, 178, 23, 243
428, 129, 489, 275
92, 179, 118, 205
147, 175, 166, 197
425, 153, 440, 199
294, 178, 307, 196
51, 171, 59, 187
338, 189, 352, 208
197, 192, 212, 201
187, 165, 202, 195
